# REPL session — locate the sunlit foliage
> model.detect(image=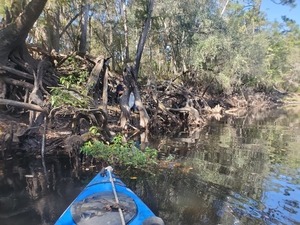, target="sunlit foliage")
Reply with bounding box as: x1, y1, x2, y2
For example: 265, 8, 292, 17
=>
1, 0, 299, 94
81, 134, 158, 169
